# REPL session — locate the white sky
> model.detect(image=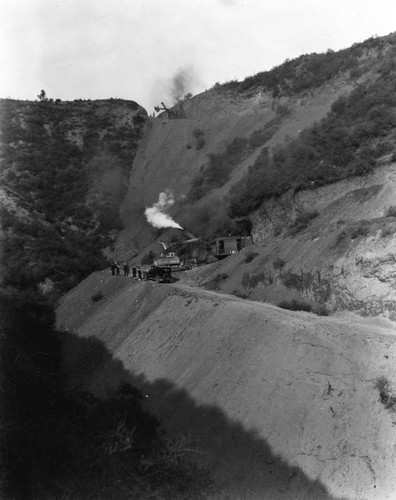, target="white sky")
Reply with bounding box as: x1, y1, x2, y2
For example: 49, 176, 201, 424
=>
1, 0, 396, 113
